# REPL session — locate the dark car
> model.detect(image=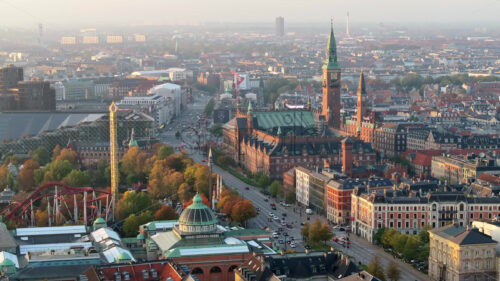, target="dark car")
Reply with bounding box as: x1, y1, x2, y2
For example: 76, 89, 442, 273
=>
271, 206, 276, 210
245, 186, 250, 190
282, 213, 287, 217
